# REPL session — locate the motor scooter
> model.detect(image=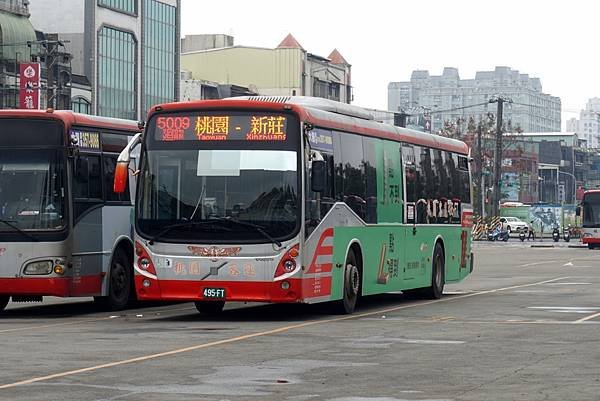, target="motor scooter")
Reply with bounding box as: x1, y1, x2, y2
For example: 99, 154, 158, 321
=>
563, 225, 571, 242
519, 227, 527, 242
488, 227, 510, 242
552, 224, 560, 242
